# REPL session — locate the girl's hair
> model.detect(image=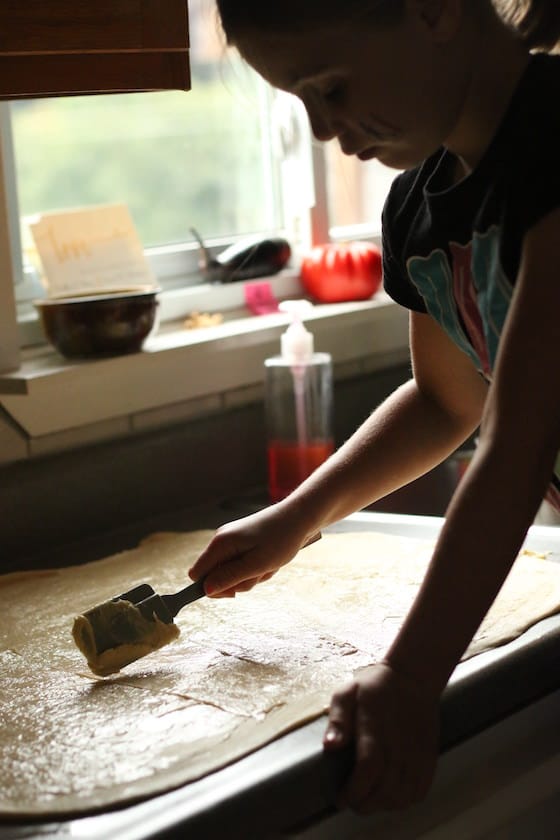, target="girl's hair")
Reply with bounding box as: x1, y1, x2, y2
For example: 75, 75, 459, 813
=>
215, 0, 404, 41
496, 0, 560, 49
216, 0, 560, 51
